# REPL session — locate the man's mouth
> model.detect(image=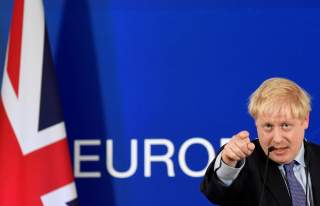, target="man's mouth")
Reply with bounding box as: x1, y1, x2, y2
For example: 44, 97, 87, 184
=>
272, 146, 289, 155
